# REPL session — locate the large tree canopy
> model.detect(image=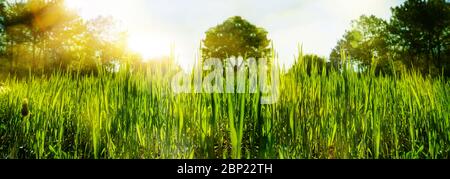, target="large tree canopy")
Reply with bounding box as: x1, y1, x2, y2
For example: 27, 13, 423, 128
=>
331, 0, 450, 76
389, 0, 450, 74
202, 16, 271, 61
331, 15, 391, 73
290, 54, 330, 76
0, 0, 130, 74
